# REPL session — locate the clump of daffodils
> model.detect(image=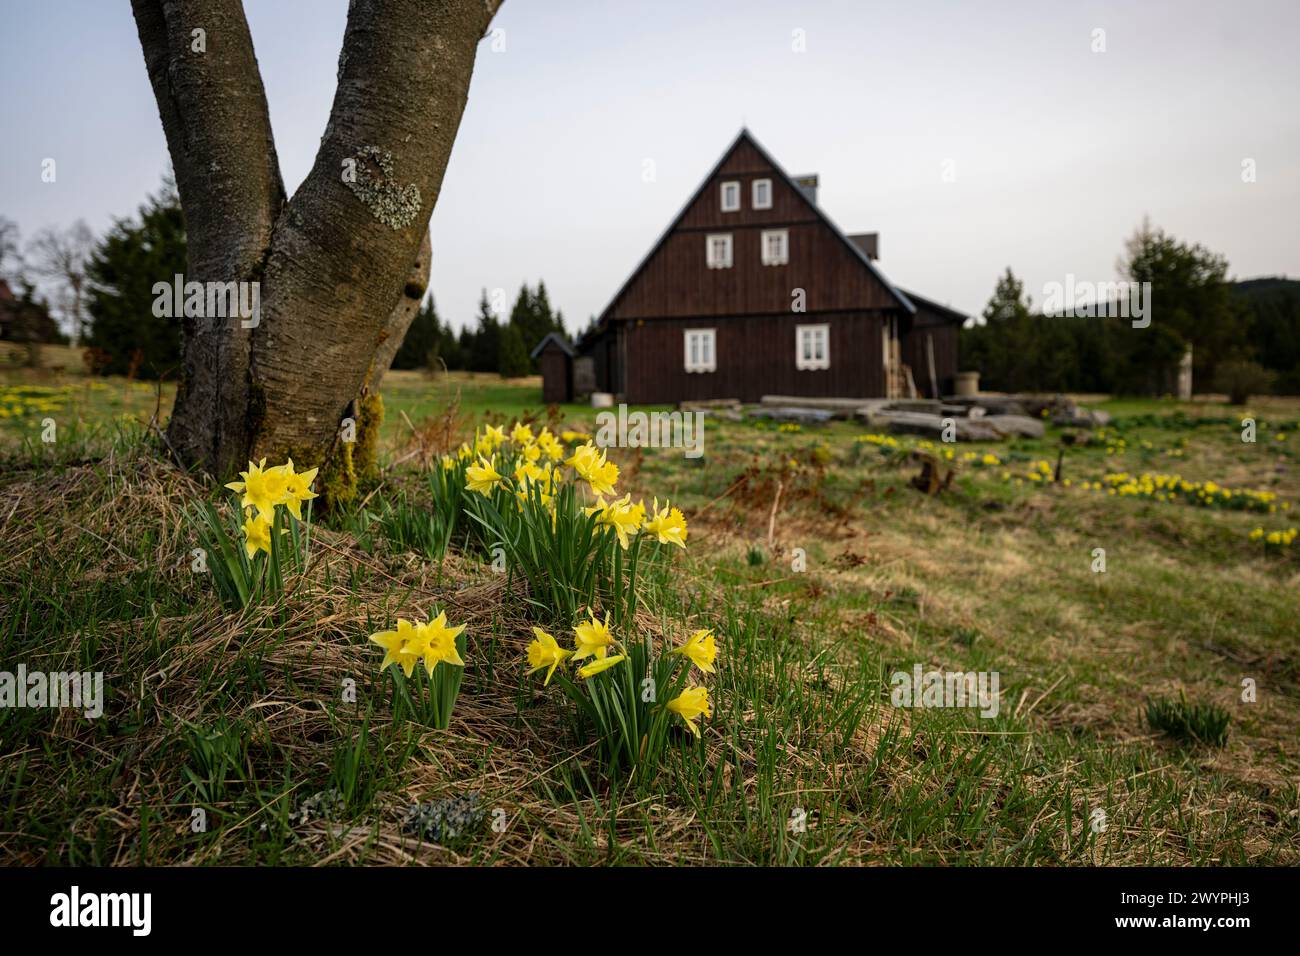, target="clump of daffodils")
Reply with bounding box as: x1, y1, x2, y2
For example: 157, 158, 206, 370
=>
190, 458, 318, 609
1249, 526, 1297, 551
854, 433, 902, 456
455, 422, 689, 546
525, 614, 719, 775
1094, 472, 1281, 513
458, 420, 689, 624
370, 610, 468, 730
225, 458, 319, 557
